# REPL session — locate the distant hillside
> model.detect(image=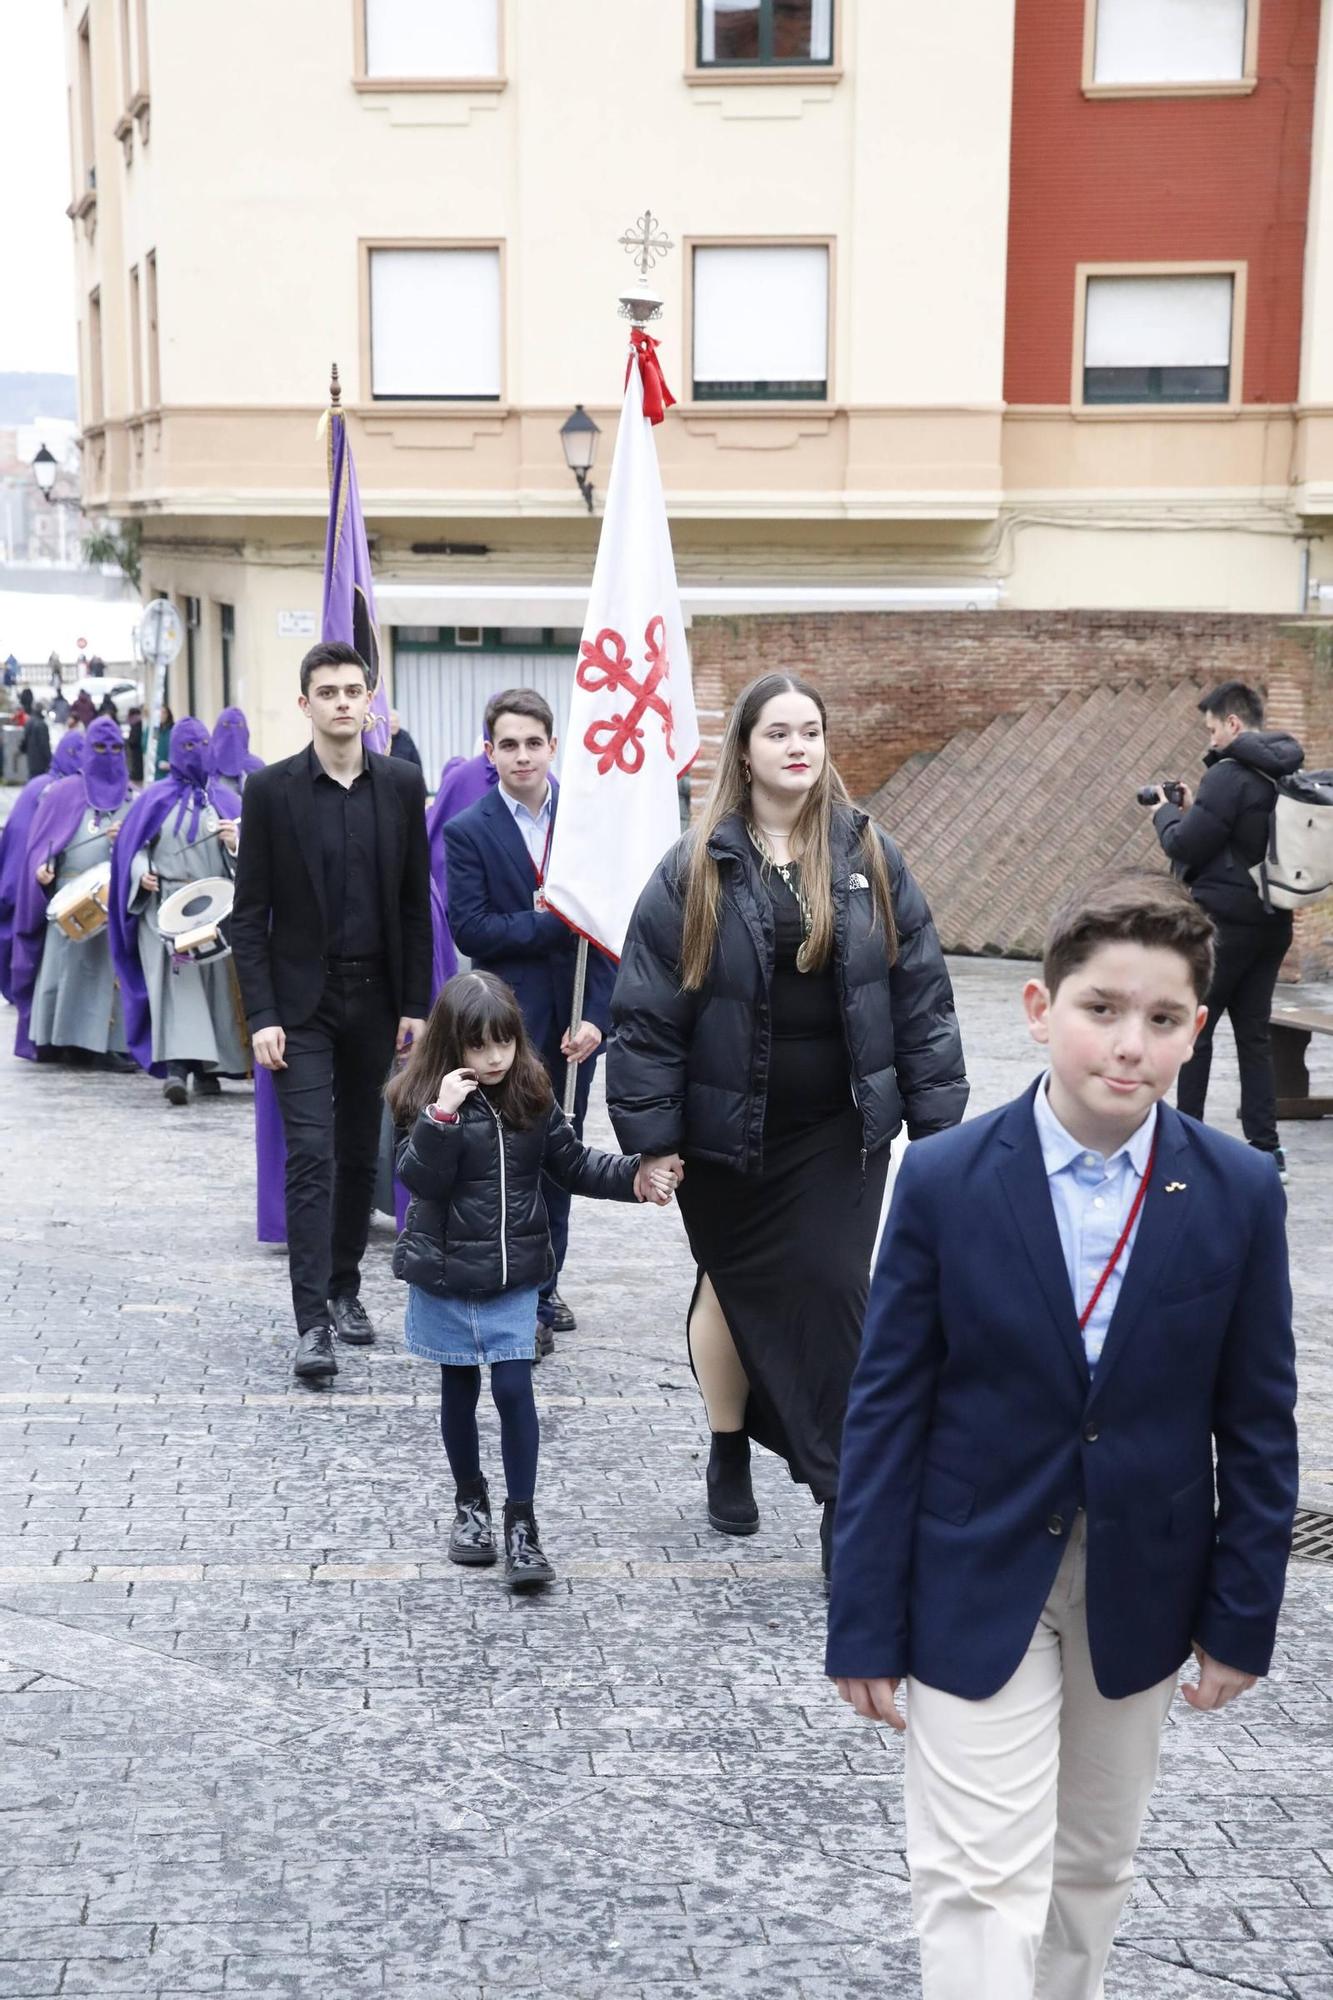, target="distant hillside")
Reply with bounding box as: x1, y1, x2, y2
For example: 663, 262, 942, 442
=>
0, 374, 78, 425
